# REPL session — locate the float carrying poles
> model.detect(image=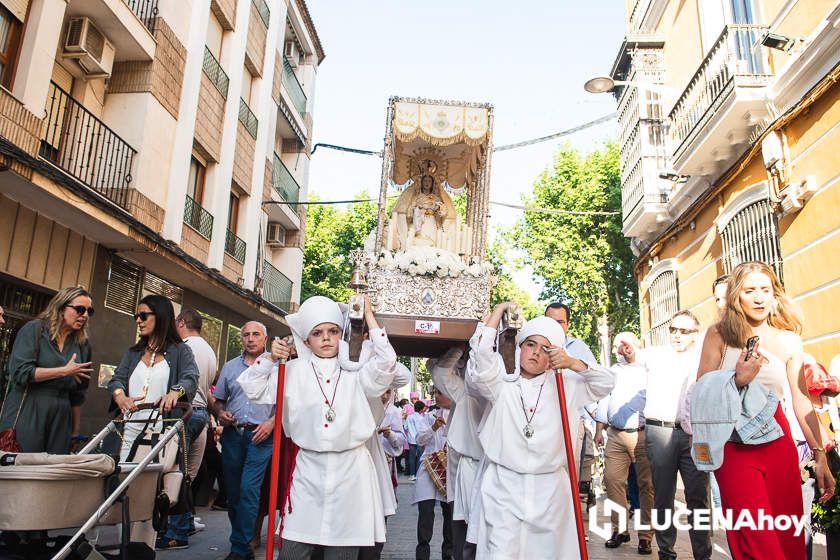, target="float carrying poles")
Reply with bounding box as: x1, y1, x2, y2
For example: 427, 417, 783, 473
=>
555, 368, 589, 560
265, 357, 287, 560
